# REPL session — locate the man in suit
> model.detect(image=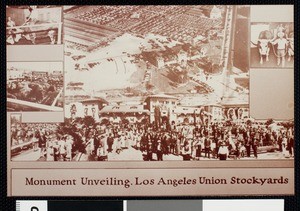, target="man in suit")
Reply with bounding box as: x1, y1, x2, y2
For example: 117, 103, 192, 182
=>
204, 138, 211, 158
